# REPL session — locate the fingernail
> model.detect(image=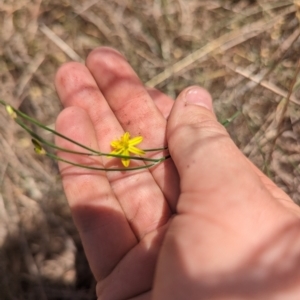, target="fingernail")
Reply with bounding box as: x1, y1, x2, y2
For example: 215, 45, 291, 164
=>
185, 87, 213, 111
